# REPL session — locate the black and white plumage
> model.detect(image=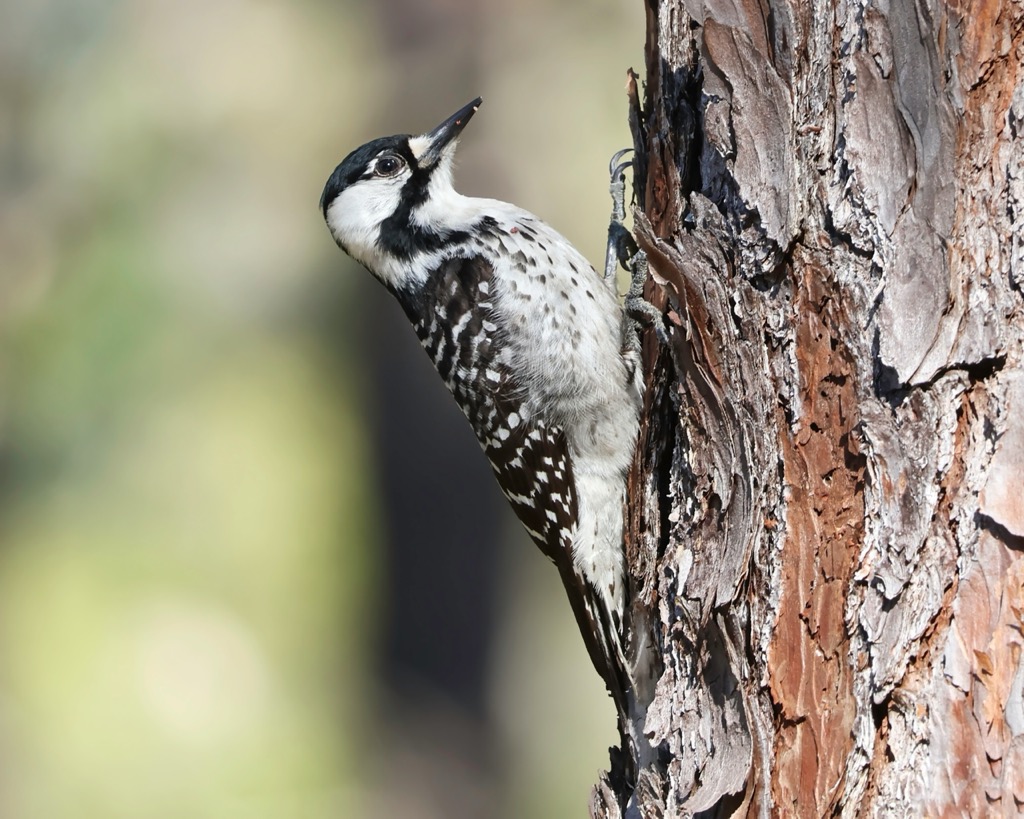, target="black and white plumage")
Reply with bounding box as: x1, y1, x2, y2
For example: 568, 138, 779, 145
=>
320, 99, 643, 693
